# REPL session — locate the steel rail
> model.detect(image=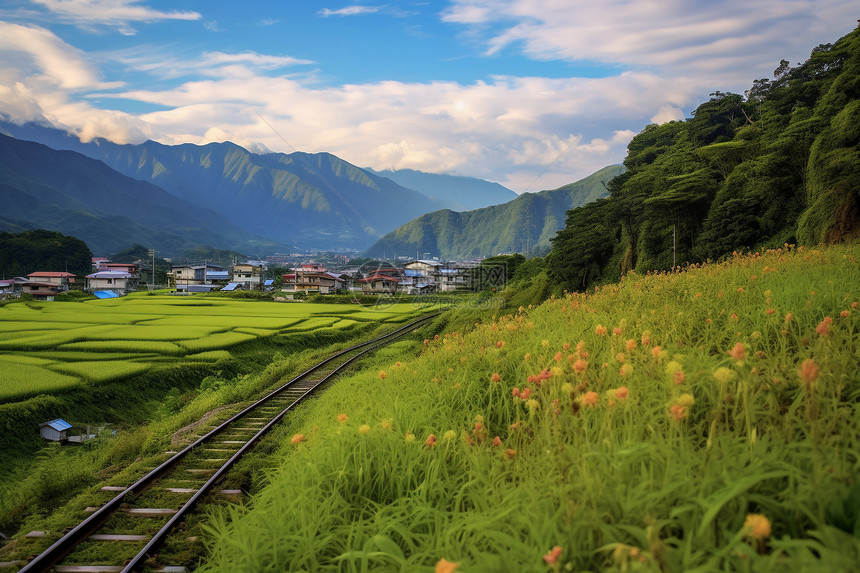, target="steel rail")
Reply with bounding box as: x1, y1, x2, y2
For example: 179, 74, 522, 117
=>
19, 311, 438, 573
